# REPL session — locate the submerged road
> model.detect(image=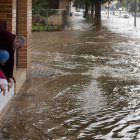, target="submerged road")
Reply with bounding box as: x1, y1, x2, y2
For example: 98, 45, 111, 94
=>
0, 16, 140, 140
